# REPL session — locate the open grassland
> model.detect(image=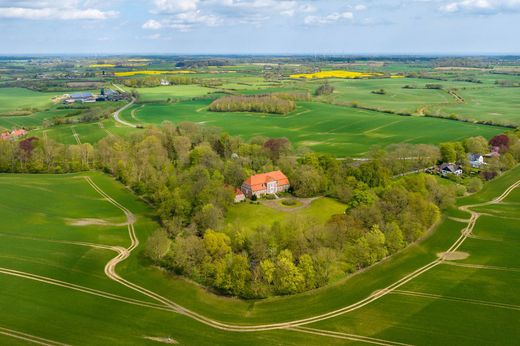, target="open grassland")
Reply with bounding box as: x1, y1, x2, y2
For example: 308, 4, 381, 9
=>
123, 99, 504, 157
0, 166, 519, 344
314, 76, 520, 125
226, 197, 346, 231
134, 85, 216, 103
0, 88, 59, 115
